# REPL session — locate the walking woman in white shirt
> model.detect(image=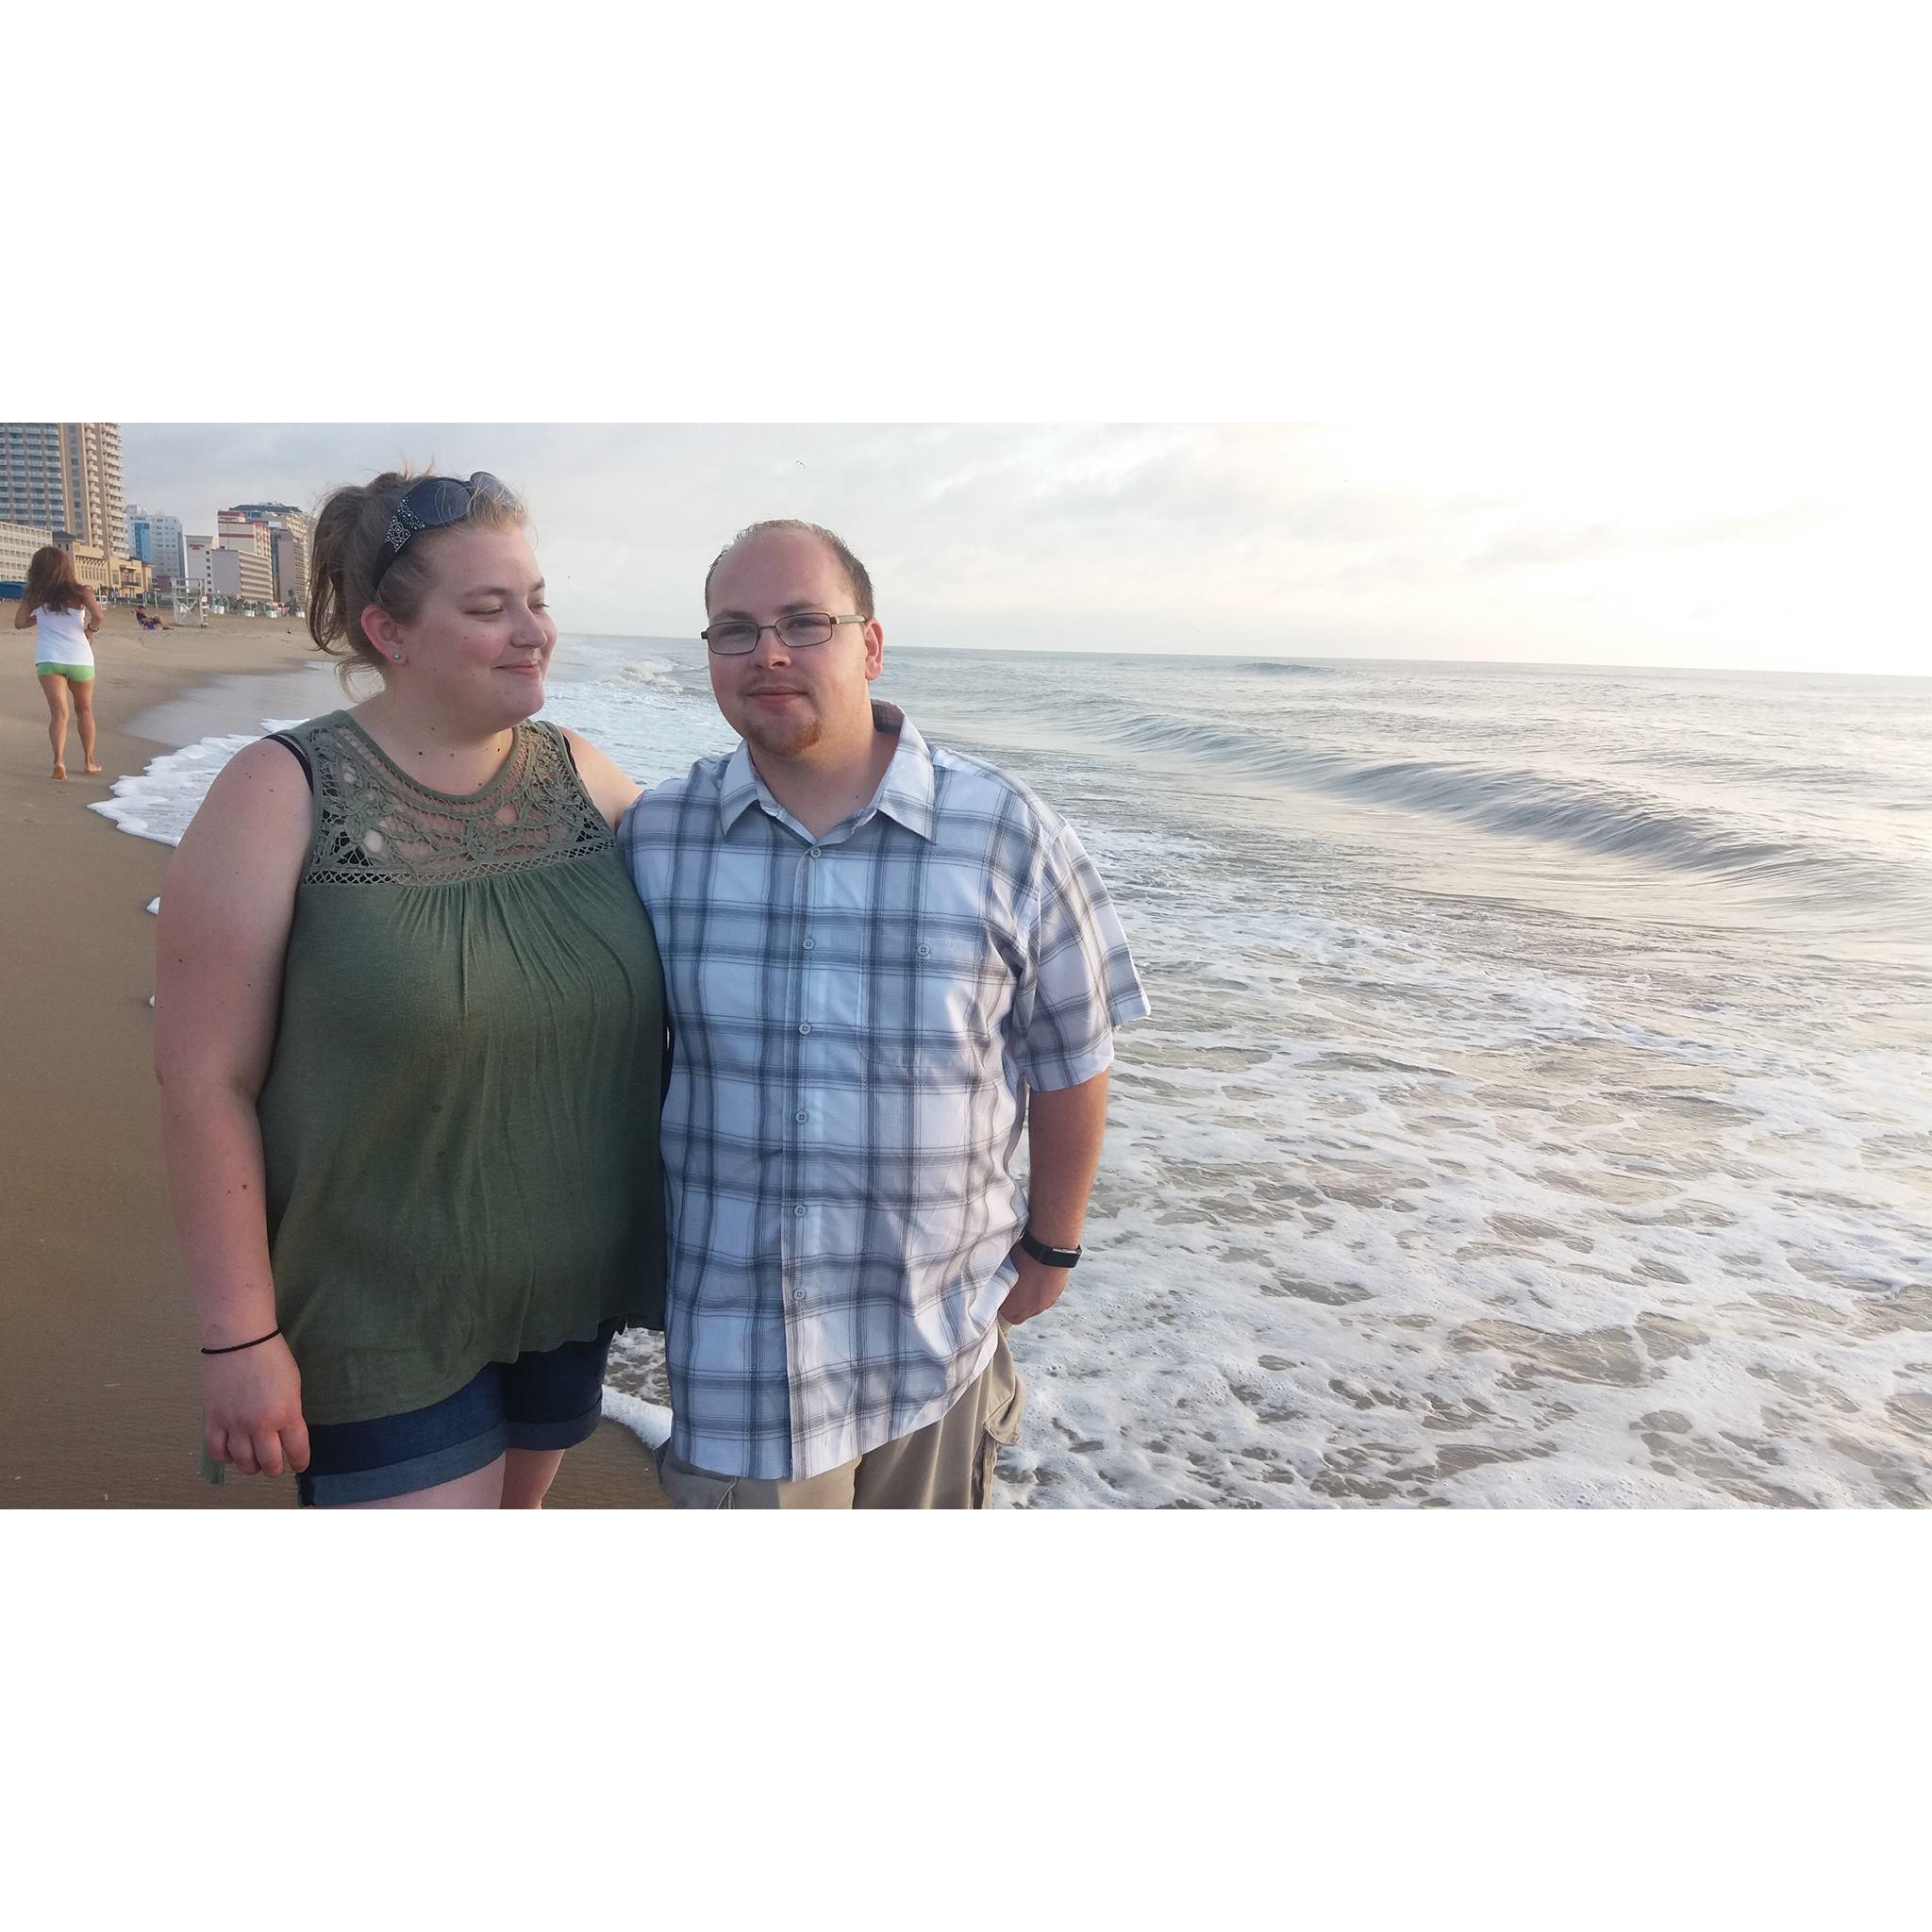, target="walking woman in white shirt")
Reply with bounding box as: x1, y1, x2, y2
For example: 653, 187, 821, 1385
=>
12, 545, 107, 780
